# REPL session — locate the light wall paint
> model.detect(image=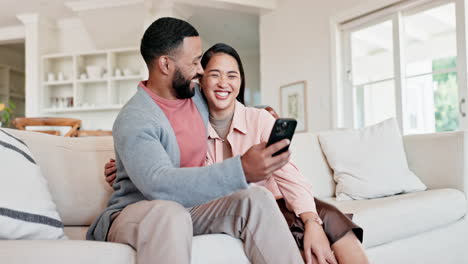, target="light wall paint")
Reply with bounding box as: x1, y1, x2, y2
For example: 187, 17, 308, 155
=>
55, 18, 105, 53
242, 52, 260, 105
260, 0, 369, 132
